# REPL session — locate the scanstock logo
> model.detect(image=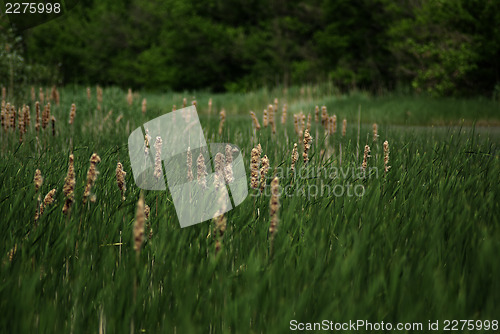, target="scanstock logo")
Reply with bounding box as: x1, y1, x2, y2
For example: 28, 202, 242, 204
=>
128, 106, 248, 228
